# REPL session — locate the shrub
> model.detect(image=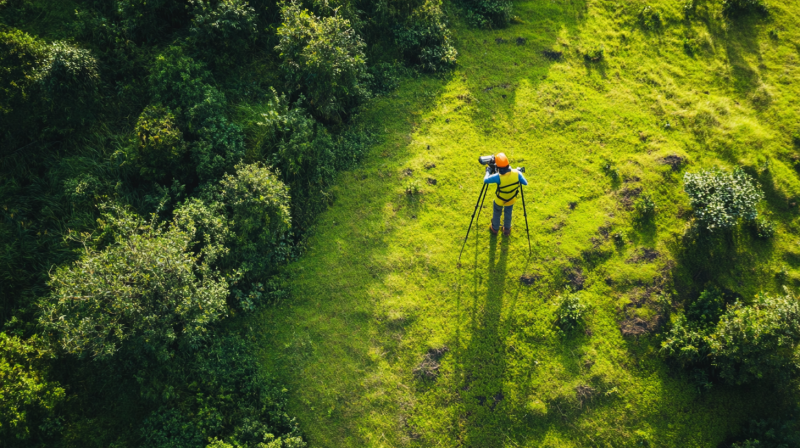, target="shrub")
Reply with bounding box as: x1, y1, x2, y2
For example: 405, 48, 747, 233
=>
639, 5, 663, 30
687, 286, 726, 329
0, 333, 65, 442
216, 162, 293, 276
38, 205, 230, 360
276, 1, 371, 121
118, 0, 191, 42
139, 335, 306, 447
131, 104, 187, 182
189, 0, 259, 64
394, 0, 457, 73
584, 46, 604, 62
140, 408, 205, 448
634, 194, 656, 220
367, 62, 403, 95
35, 41, 100, 127
708, 291, 800, 385
463, 0, 513, 28
662, 289, 800, 385
683, 167, 763, 231
555, 292, 586, 333
149, 48, 245, 180
751, 216, 776, 239
0, 28, 46, 115
731, 419, 800, 448
722, 0, 769, 17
